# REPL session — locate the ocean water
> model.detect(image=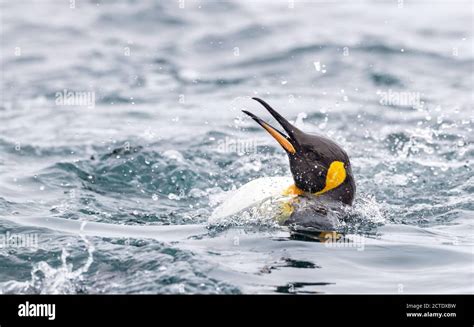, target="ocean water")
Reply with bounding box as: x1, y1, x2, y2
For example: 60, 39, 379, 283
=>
0, 0, 472, 294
